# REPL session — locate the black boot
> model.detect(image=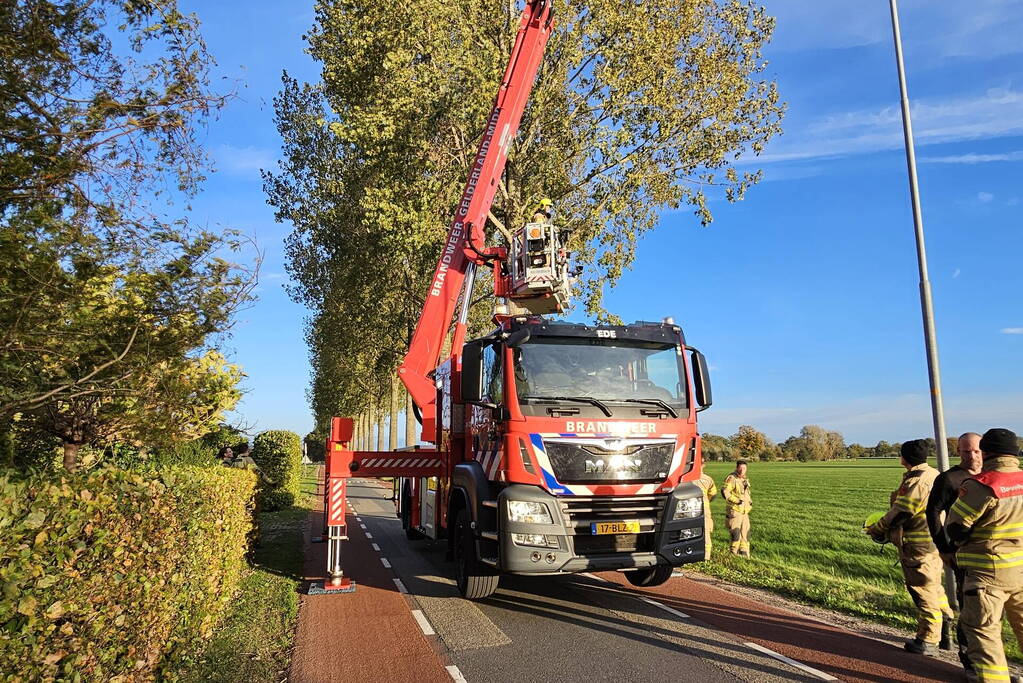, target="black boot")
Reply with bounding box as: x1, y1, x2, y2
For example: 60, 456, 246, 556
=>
939, 618, 952, 651
904, 638, 937, 655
